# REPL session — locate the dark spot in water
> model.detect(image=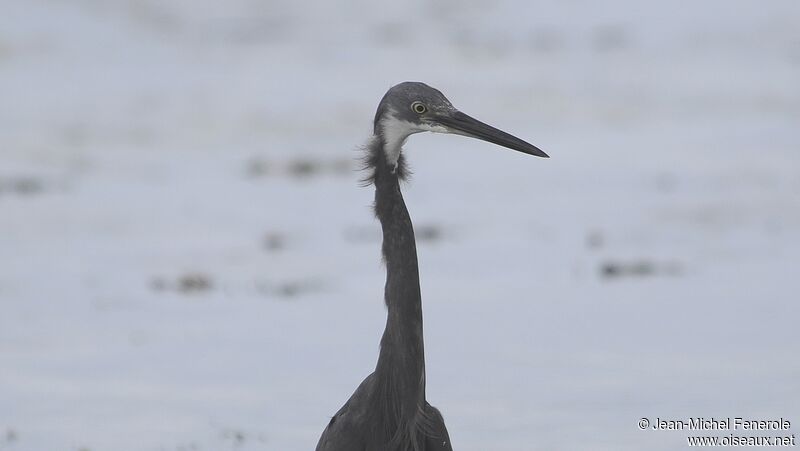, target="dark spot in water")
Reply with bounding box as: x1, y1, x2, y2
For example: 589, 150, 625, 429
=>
0, 176, 45, 196
586, 230, 604, 249
258, 279, 324, 300
263, 232, 286, 251
246, 158, 272, 178
600, 260, 682, 279
221, 428, 246, 446
178, 273, 213, 293
416, 224, 443, 243
4, 428, 17, 444
150, 273, 213, 294
592, 25, 630, 52
246, 157, 352, 179
373, 21, 411, 46
288, 159, 319, 177
214, 425, 268, 448
277, 282, 301, 297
